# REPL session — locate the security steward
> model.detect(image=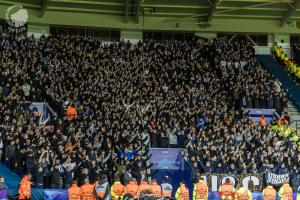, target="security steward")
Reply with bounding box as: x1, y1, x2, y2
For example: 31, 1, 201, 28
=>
235, 185, 252, 200
150, 179, 162, 197
138, 178, 150, 195
161, 176, 173, 198
175, 180, 190, 200
219, 178, 235, 200
19, 173, 32, 200
193, 177, 208, 200
279, 181, 293, 200
94, 174, 110, 200
111, 176, 125, 200
262, 184, 276, 200
68, 180, 81, 200
125, 178, 139, 199
81, 178, 95, 200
